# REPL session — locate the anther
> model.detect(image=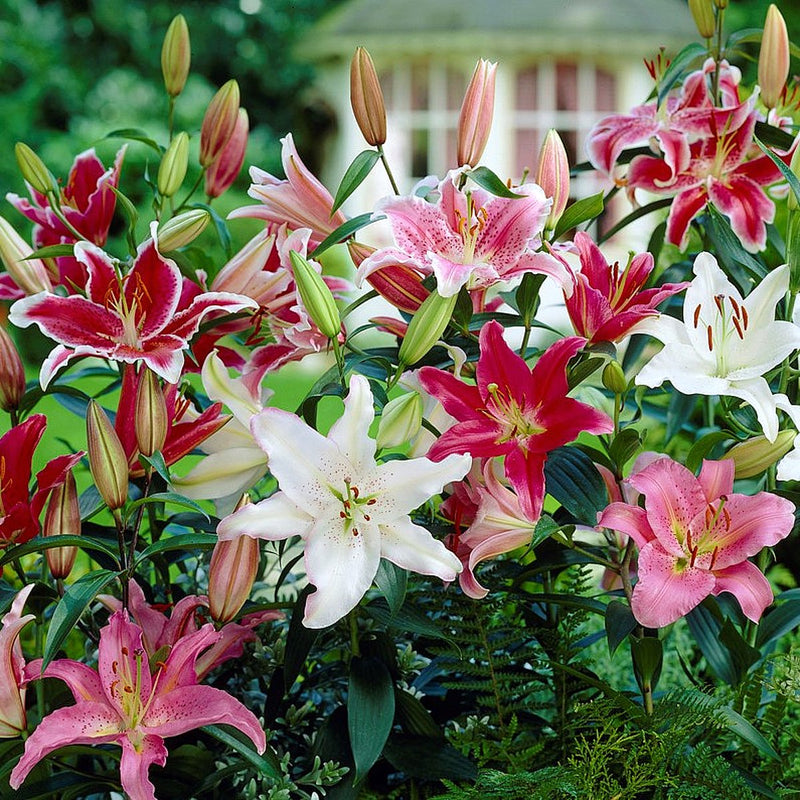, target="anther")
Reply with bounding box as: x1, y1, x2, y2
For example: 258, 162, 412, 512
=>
732, 317, 744, 339
706, 325, 714, 351
693, 305, 702, 328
